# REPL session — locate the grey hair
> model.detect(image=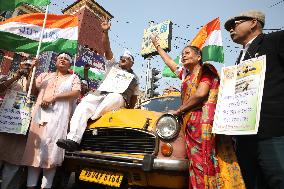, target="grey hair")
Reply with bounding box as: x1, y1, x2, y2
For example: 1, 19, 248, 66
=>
183, 45, 203, 64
